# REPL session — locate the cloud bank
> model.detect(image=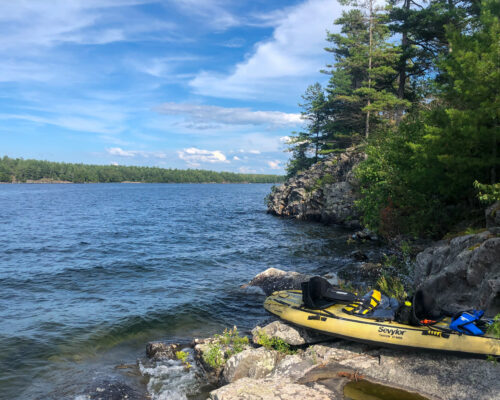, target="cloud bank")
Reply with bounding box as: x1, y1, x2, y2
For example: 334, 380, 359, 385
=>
177, 147, 228, 167
156, 103, 302, 128
189, 0, 341, 100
